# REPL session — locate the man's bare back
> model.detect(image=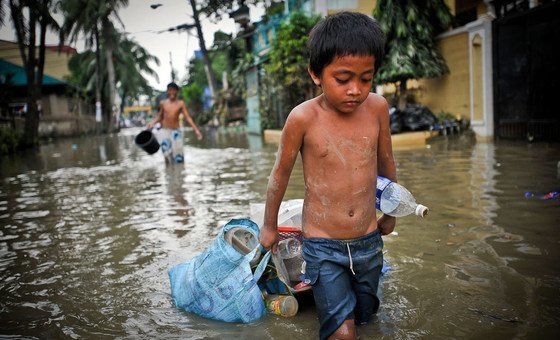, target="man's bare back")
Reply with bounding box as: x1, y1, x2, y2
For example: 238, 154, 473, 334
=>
293, 93, 388, 239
